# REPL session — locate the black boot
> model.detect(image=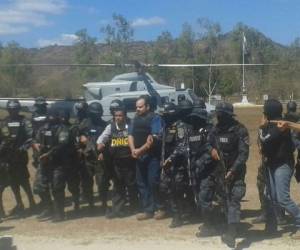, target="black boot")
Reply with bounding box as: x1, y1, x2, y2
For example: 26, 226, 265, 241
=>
169, 214, 183, 228
0, 202, 5, 219
37, 193, 53, 220
52, 201, 65, 223
9, 204, 24, 217
197, 223, 218, 237
221, 223, 237, 248
196, 210, 218, 237
73, 195, 80, 212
